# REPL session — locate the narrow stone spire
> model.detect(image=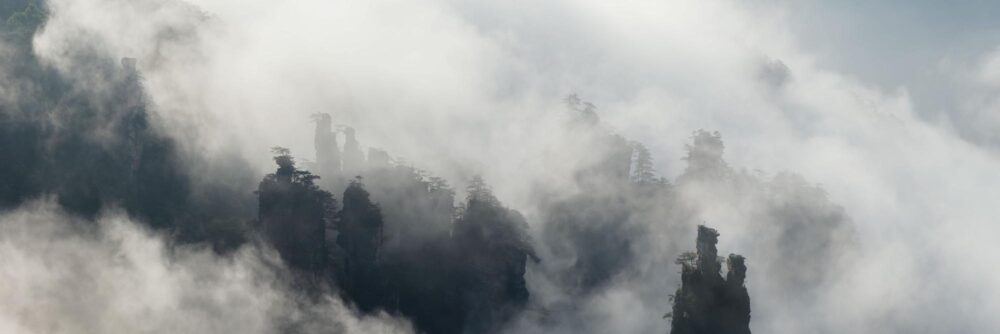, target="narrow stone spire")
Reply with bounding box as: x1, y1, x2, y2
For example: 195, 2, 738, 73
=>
670, 225, 751, 334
